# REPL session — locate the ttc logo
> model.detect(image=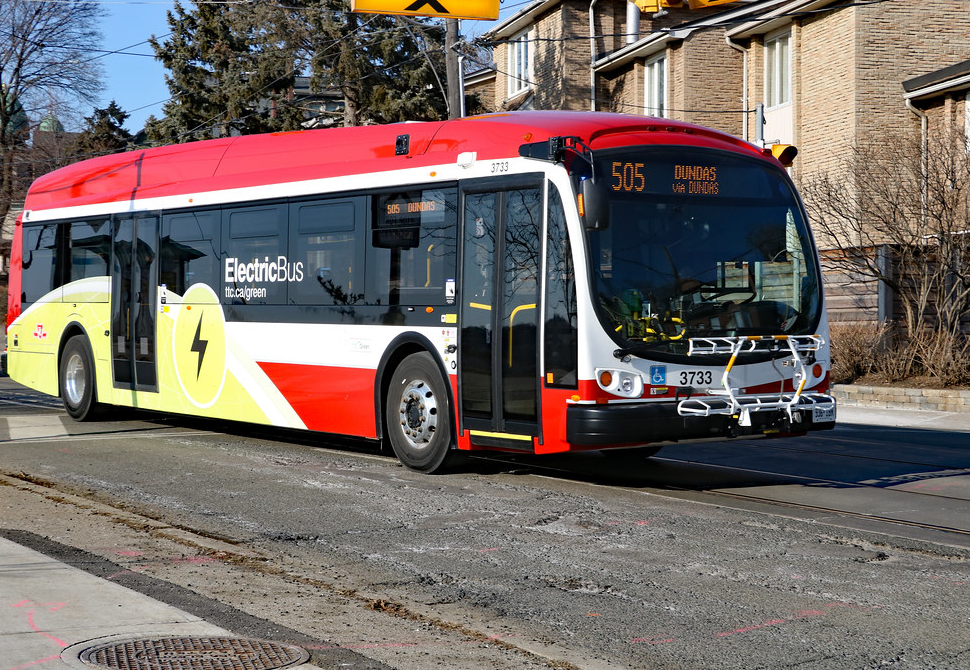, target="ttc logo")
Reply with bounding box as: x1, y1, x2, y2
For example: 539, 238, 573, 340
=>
650, 366, 666, 385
